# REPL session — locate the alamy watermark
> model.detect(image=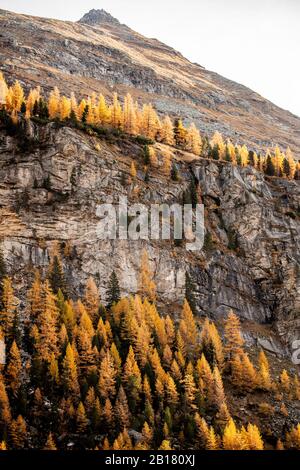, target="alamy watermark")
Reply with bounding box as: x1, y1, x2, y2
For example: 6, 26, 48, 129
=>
94, 197, 205, 251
